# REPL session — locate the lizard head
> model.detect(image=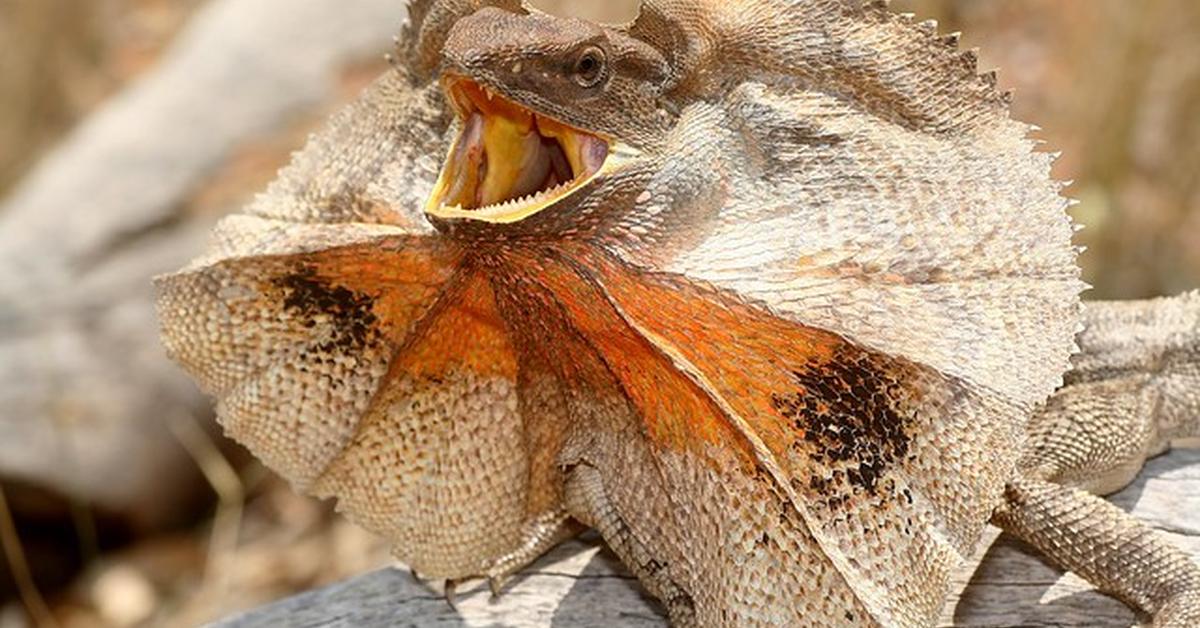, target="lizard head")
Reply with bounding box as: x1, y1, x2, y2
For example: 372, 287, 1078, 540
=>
425, 6, 670, 226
